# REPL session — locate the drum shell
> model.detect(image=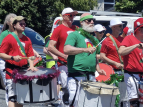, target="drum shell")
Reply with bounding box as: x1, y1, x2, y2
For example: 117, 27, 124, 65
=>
77, 82, 119, 107
14, 68, 58, 104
